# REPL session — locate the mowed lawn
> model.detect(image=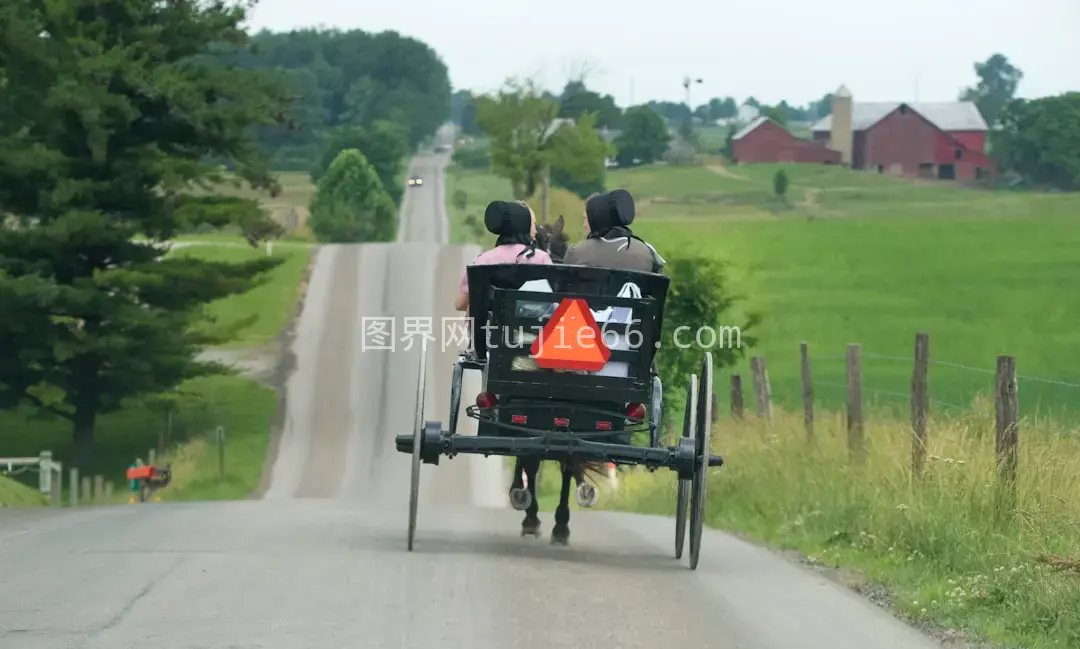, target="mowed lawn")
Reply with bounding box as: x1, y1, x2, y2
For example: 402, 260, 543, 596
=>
607, 163, 1080, 419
